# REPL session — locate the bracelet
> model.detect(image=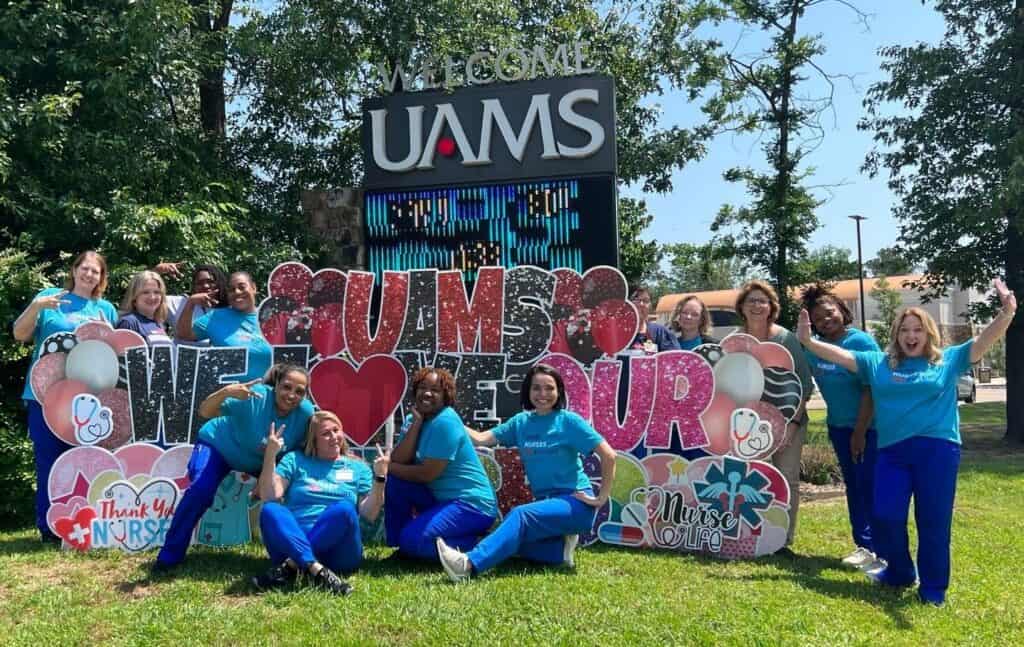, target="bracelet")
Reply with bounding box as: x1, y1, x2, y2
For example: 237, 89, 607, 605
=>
374, 474, 387, 483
